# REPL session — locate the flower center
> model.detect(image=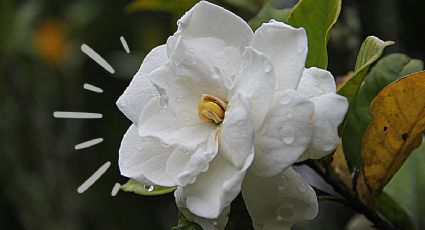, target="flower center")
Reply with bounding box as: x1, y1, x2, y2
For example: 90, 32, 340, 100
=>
197, 94, 227, 124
